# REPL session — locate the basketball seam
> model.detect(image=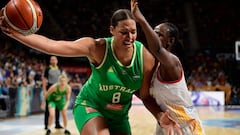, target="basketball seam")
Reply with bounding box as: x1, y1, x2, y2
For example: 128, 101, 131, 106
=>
3, 0, 41, 35
13, 0, 31, 29
26, 0, 38, 34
